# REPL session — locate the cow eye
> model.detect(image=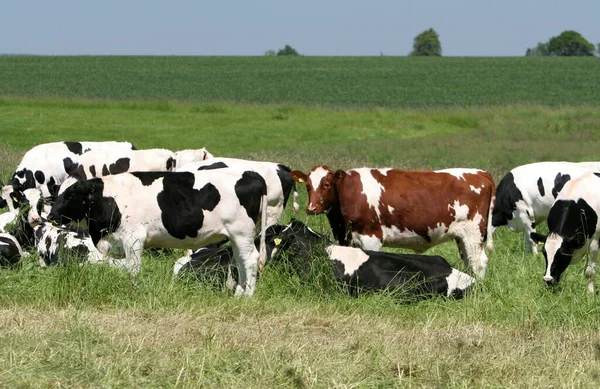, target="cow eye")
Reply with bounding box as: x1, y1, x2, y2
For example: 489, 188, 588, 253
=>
323, 183, 330, 189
